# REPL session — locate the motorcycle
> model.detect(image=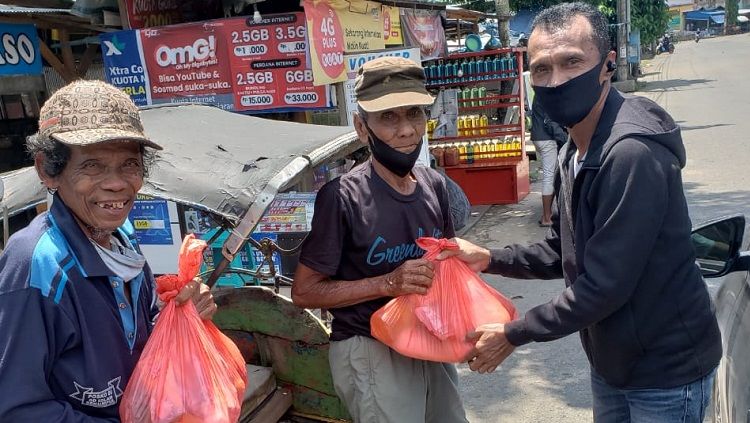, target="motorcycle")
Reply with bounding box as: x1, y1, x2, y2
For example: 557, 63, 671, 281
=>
656, 40, 675, 55
695, 31, 702, 43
